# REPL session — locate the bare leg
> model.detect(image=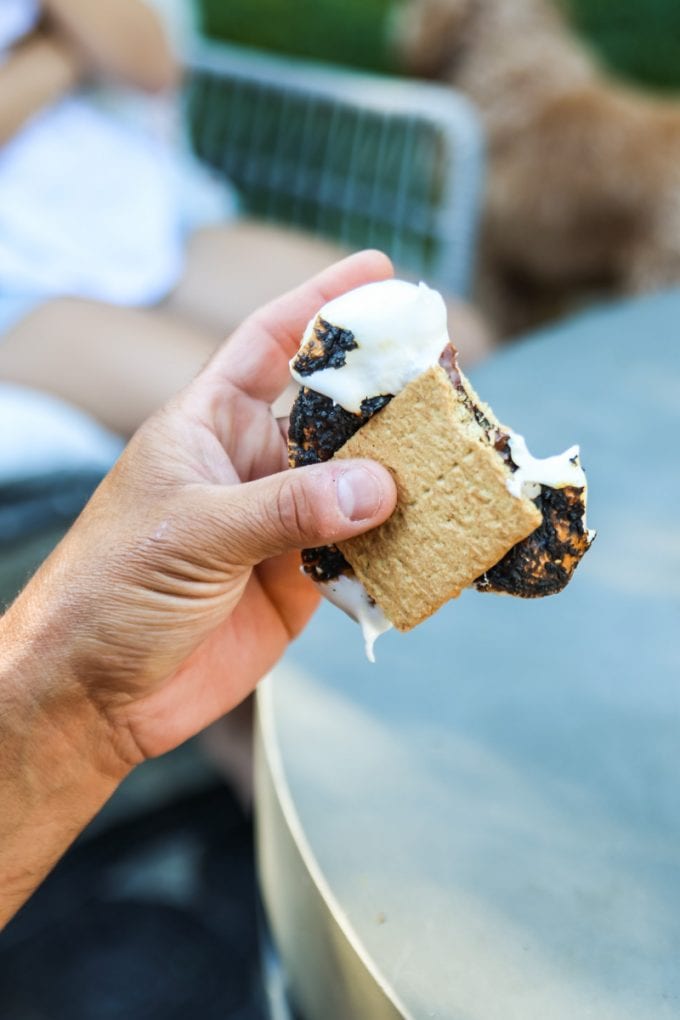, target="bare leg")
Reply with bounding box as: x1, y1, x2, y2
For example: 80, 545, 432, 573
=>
162, 220, 348, 335
165, 220, 495, 366
0, 226, 493, 439
0, 297, 216, 436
